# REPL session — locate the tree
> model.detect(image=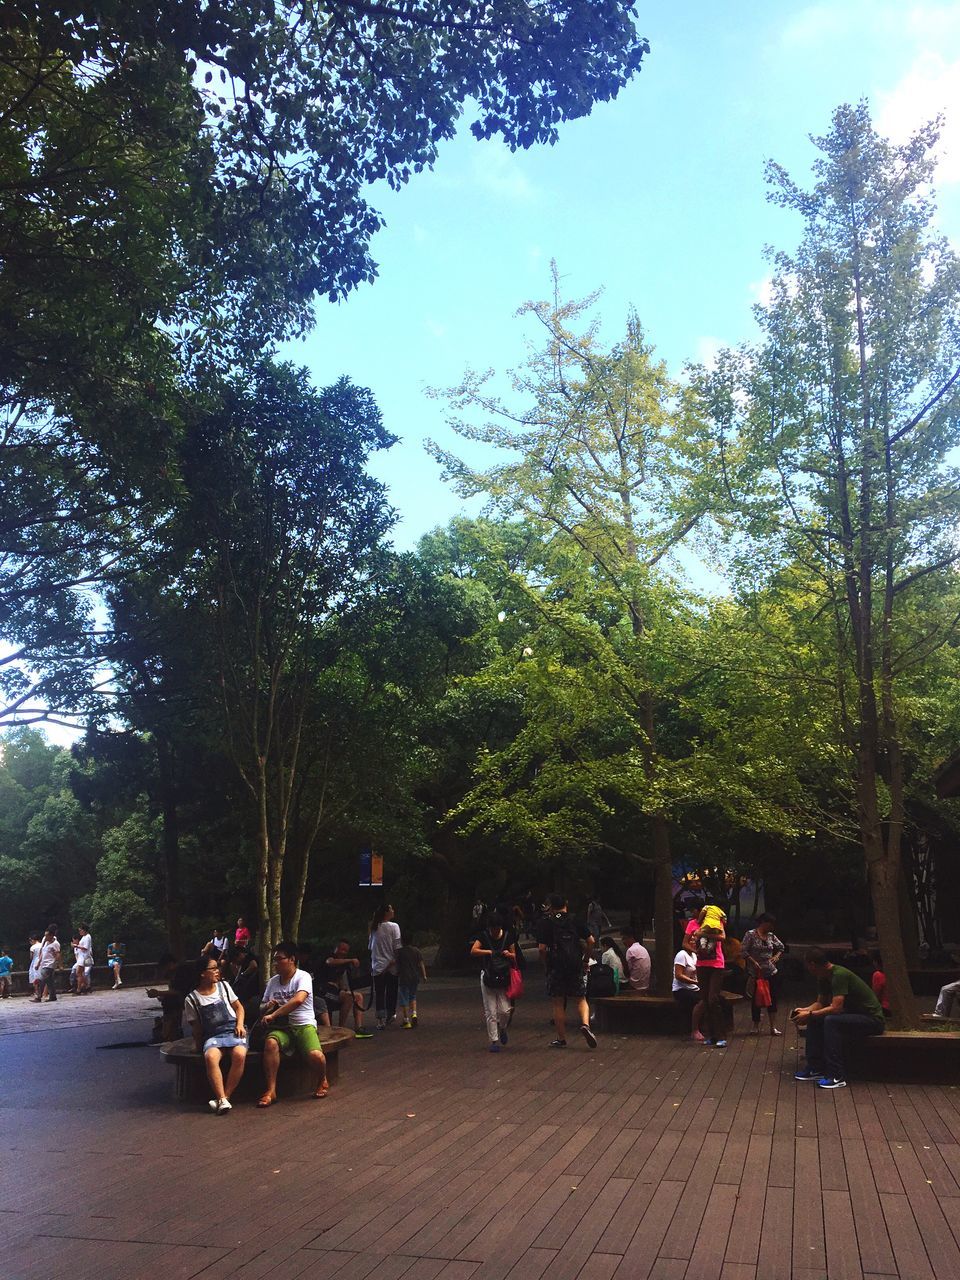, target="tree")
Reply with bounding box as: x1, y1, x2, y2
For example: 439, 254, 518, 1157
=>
185, 362, 395, 959
430, 275, 716, 990
0, 729, 100, 940
696, 103, 960, 1026
2, 3, 650, 725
